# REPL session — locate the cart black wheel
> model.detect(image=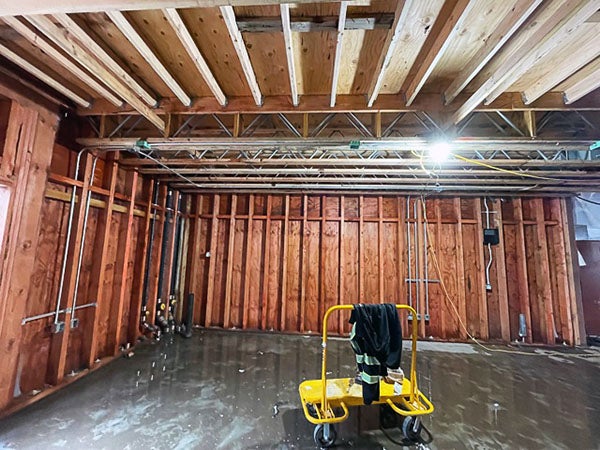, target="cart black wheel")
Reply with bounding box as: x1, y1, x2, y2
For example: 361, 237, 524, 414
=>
313, 424, 337, 448
401, 416, 423, 442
